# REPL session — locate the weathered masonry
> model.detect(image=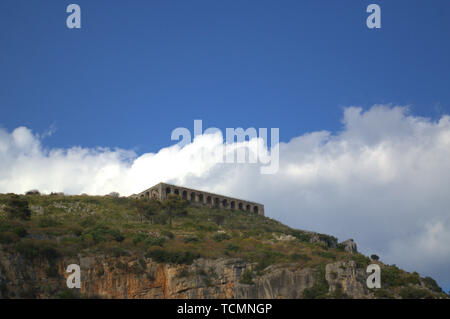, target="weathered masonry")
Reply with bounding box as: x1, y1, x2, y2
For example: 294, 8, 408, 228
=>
131, 182, 264, 216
